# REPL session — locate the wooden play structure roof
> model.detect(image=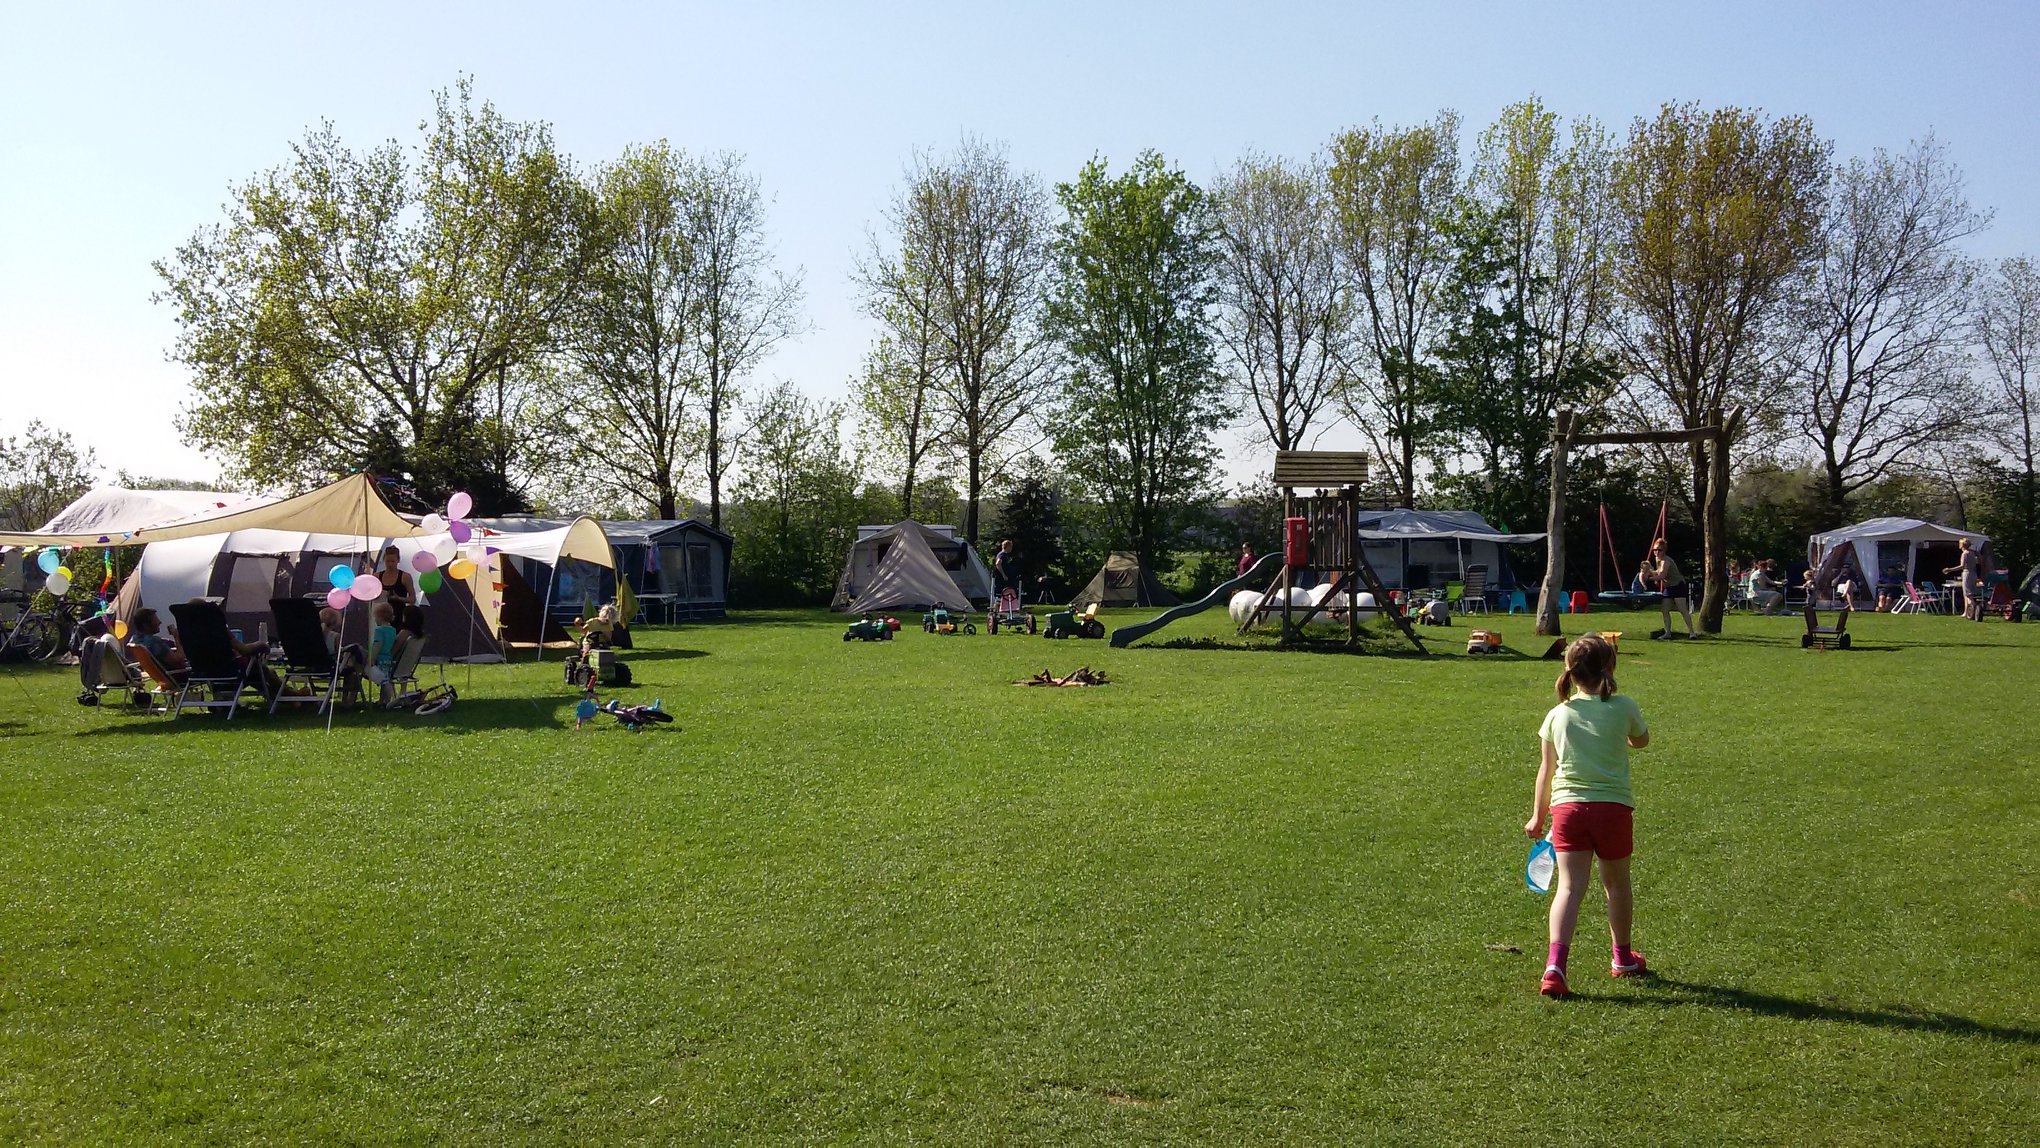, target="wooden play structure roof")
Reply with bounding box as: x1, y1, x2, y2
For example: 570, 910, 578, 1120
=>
1272, 451, 1370, 489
